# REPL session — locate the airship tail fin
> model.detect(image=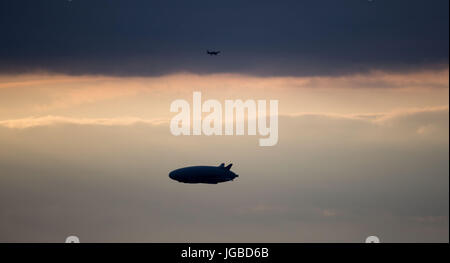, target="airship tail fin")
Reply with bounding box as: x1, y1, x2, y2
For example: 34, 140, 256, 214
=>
219, 163, 233, 170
